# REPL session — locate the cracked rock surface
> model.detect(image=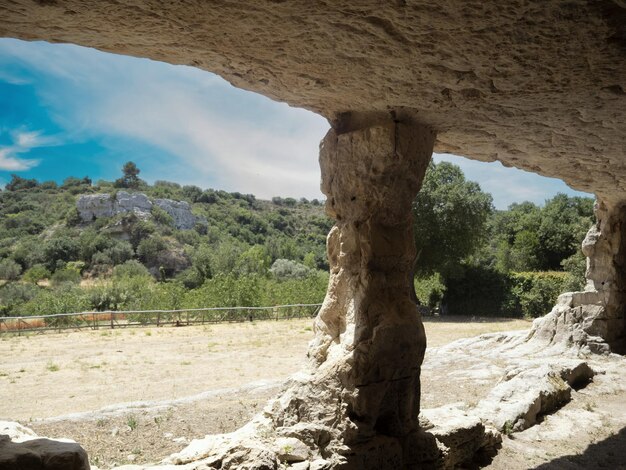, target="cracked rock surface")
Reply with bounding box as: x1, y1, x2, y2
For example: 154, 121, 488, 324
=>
1, 1, 625, 201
